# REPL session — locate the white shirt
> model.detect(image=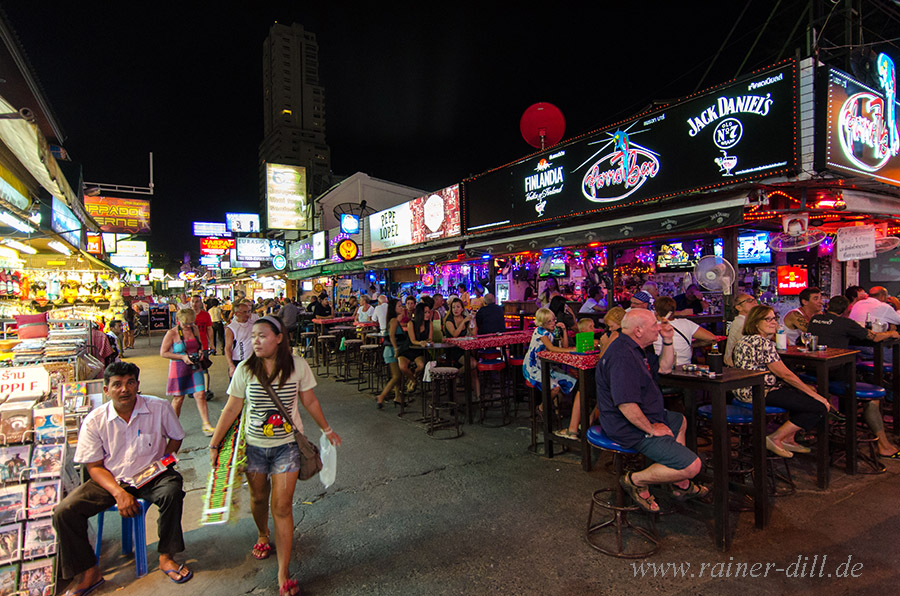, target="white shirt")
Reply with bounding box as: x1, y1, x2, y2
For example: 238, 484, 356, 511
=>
724, 314, 746, 367
74, 394, 185, 483
356, 305, 376, 323
373, 302, 389, 331
227, 317, 257, 361
579, 298, 606, 313
653, 317, 701, 366
849, 297, 900, 326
